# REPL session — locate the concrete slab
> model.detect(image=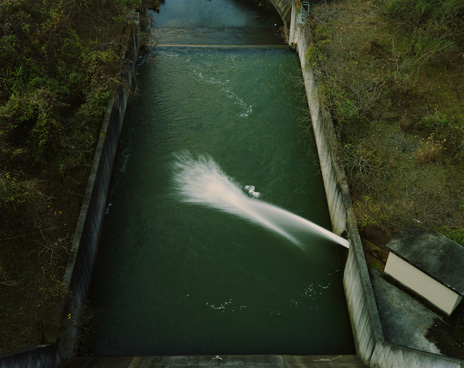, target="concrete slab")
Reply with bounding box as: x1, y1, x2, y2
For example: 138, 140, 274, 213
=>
369, 268, 441, 354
